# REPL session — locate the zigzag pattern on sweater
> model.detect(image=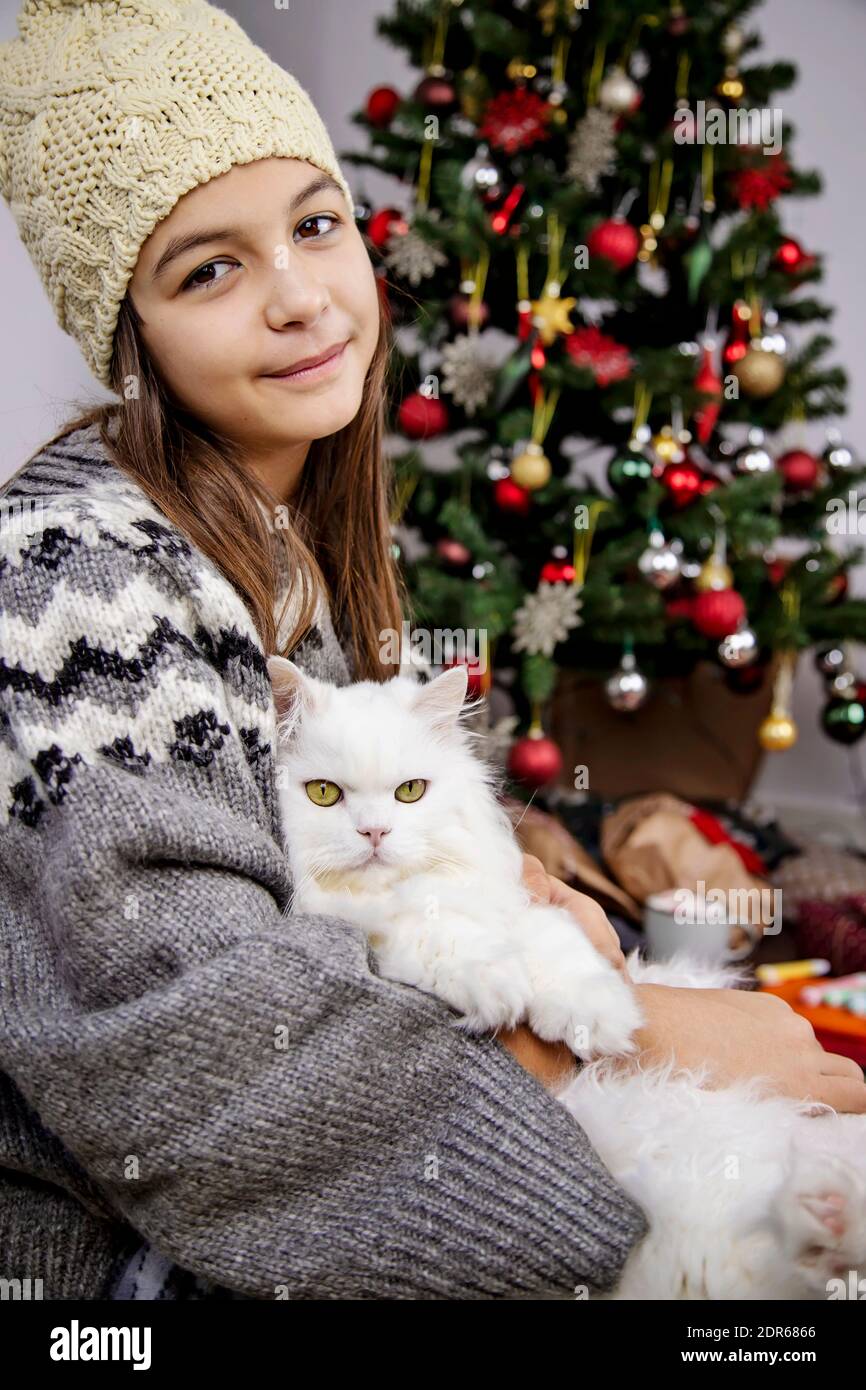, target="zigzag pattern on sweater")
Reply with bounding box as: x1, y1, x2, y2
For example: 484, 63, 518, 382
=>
0, 421, 351, 836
